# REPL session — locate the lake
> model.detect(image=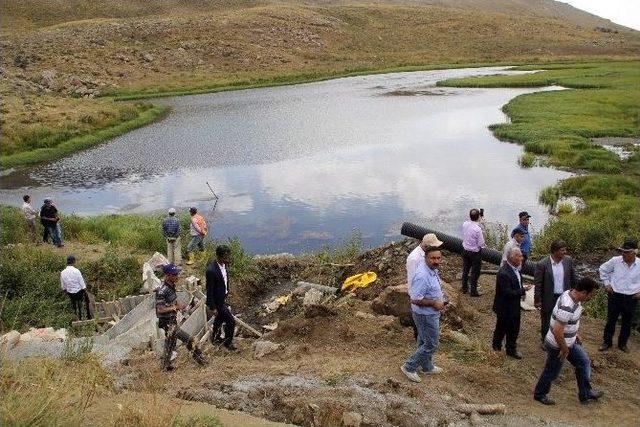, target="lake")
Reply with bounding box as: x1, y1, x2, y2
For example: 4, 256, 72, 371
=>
0, 67, 571, 254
